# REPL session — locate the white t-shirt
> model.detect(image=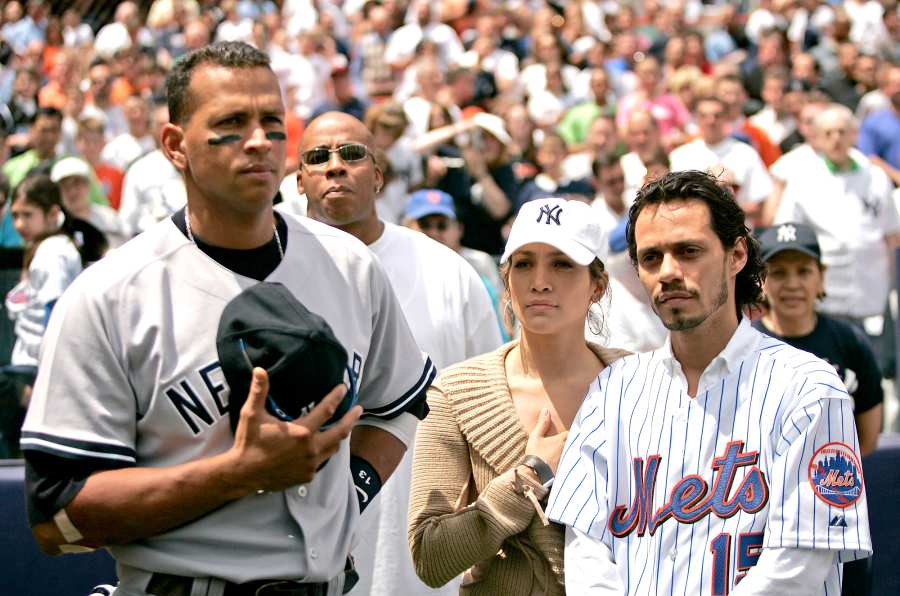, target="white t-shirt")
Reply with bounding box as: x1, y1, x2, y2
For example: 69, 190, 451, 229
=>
101, 133, 156, 171
350, 222, 502, 596
775, 155, 900, 318
5, 235, 82, 367
620, 151, 646, 209
669, 137, 773, 205
119, 150, 187, 237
